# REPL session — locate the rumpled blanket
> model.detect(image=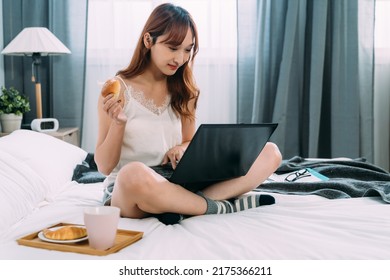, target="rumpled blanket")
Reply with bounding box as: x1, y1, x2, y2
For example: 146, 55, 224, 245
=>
72, 153, 106, 184
73, 154, 390, 203
256, 156, 390, 203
